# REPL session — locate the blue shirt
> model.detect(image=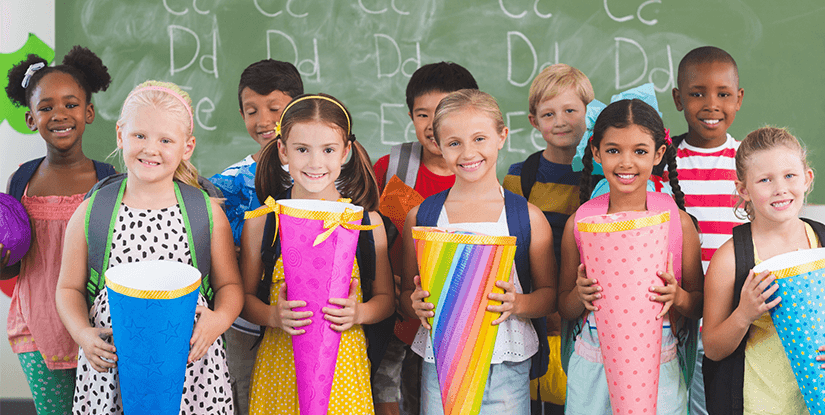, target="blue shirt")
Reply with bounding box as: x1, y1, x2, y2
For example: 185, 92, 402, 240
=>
209, 155, 261, 246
